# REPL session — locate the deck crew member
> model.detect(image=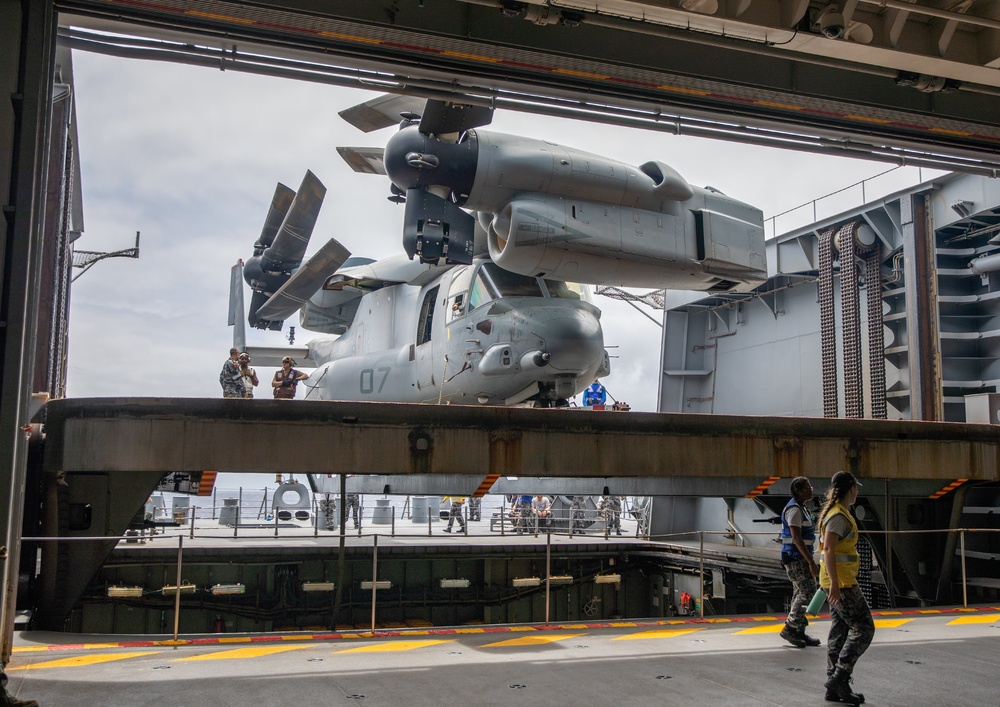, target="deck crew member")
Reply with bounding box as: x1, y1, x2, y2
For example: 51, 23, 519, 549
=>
779, 477, 821, 648
272, 356, 309, 399
819, 471, 874, 705
582, 379, 607, 407
220, 347, 244, 398
443, 496, 466, 533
